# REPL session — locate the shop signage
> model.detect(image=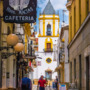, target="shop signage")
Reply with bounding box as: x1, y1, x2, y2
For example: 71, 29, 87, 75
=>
3, 0, 37, 23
